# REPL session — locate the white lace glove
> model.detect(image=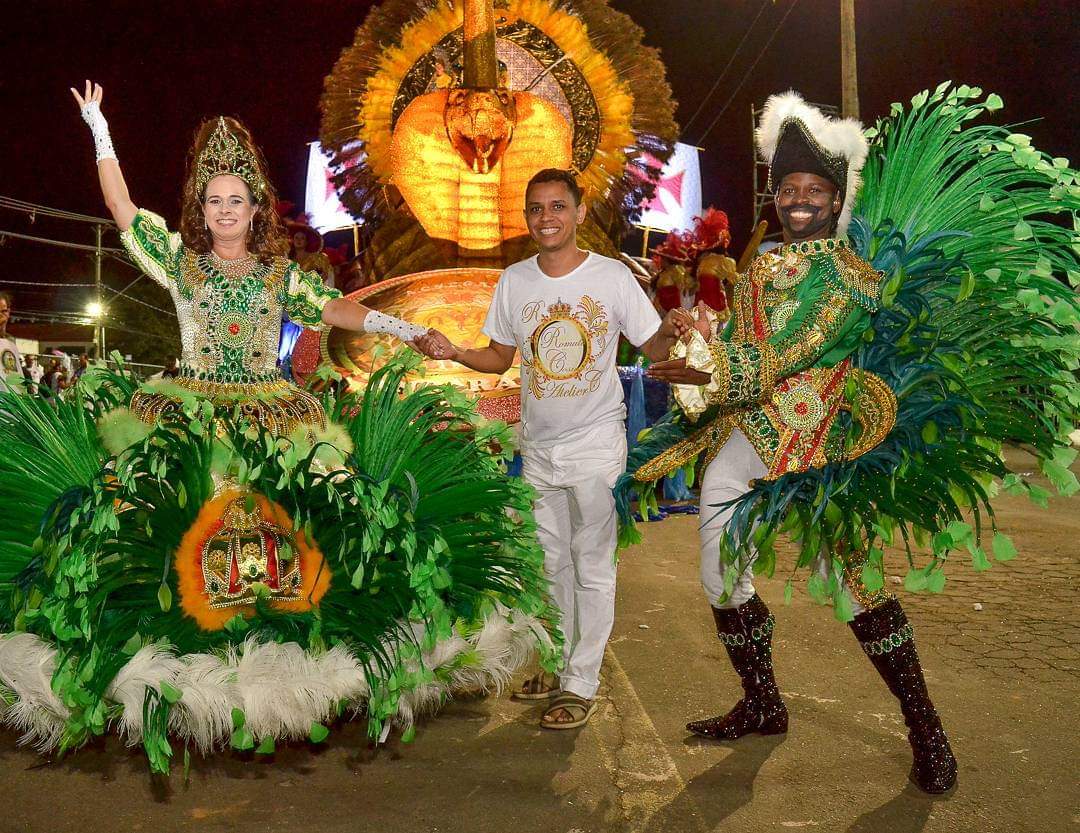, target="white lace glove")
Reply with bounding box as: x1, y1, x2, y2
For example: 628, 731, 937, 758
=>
362, 310, 427, 342
79, 100, 116, 162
